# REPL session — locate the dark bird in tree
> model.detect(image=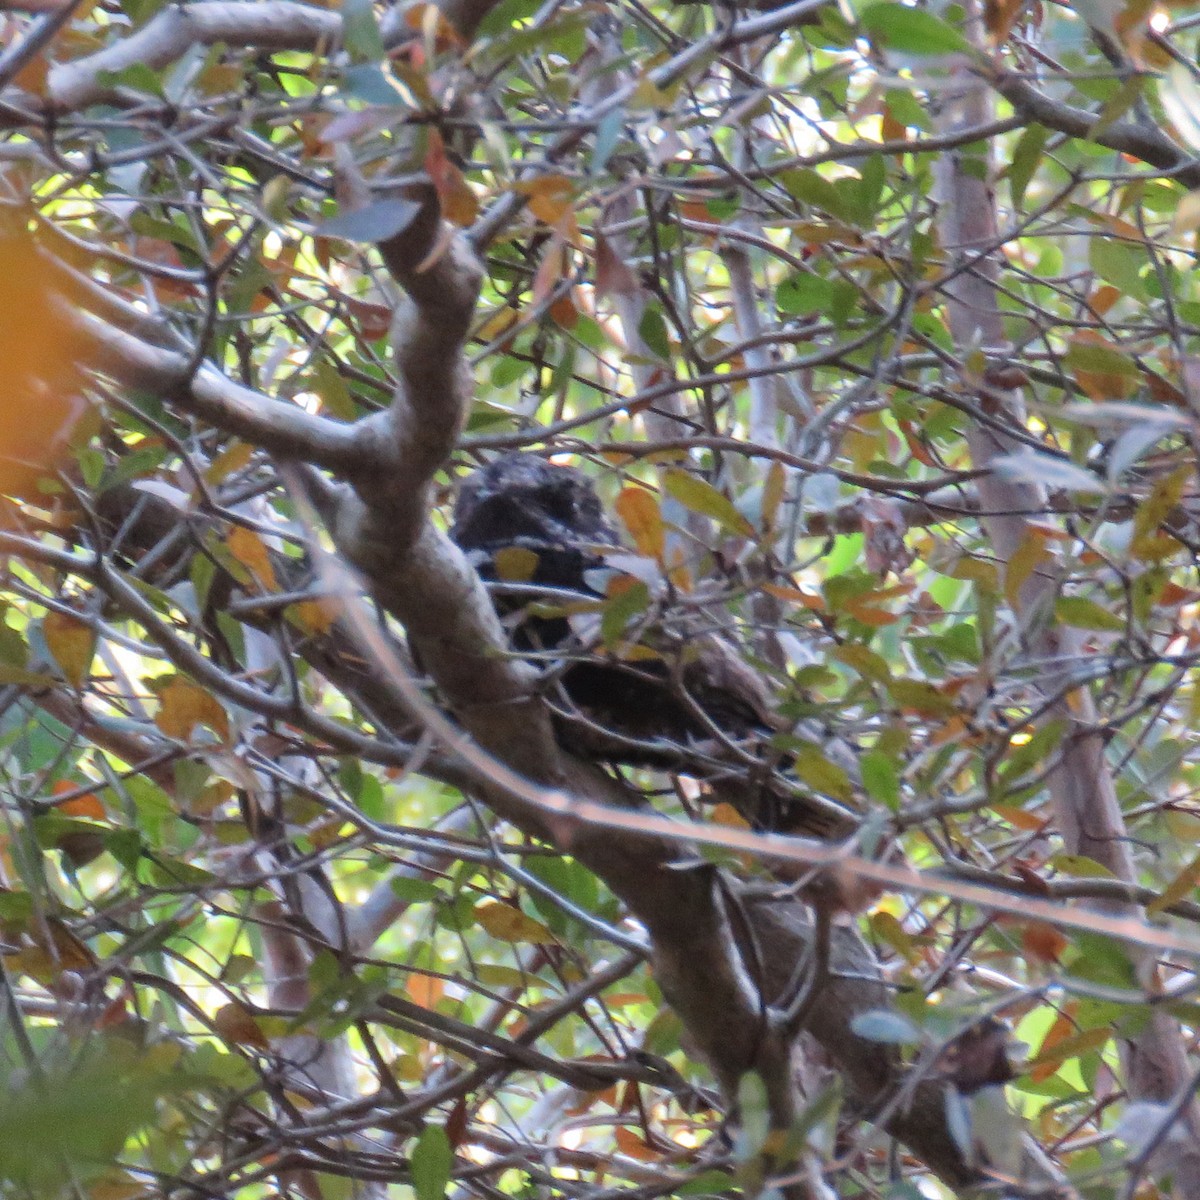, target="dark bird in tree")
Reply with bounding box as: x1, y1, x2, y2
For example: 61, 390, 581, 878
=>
451, 453, 856, 837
